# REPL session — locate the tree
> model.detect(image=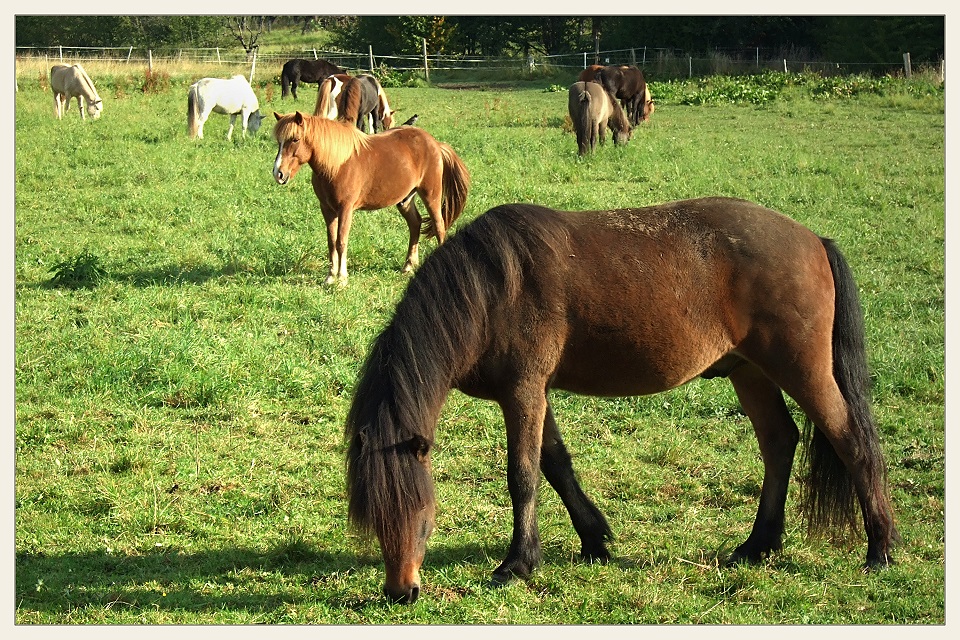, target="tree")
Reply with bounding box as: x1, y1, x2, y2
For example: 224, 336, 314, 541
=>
225, 16, 264, 57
